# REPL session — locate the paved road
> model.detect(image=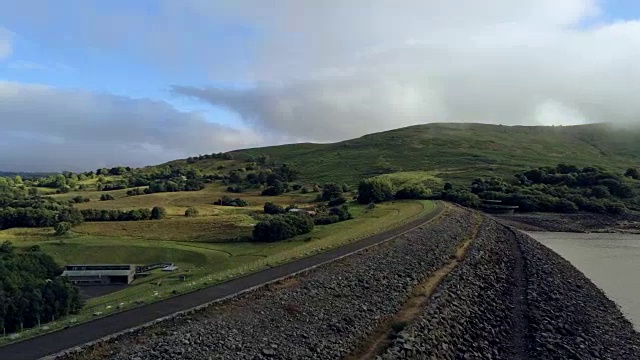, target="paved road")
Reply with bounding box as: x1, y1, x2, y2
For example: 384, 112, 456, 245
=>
1, 202, 444, 360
